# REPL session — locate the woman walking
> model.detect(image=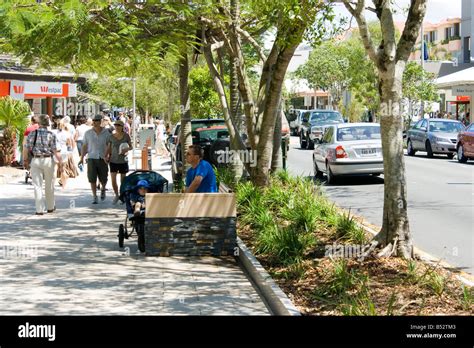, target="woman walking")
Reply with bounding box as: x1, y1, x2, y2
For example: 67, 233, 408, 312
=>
56, 120, 79, 188
105, 120, 132, 204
